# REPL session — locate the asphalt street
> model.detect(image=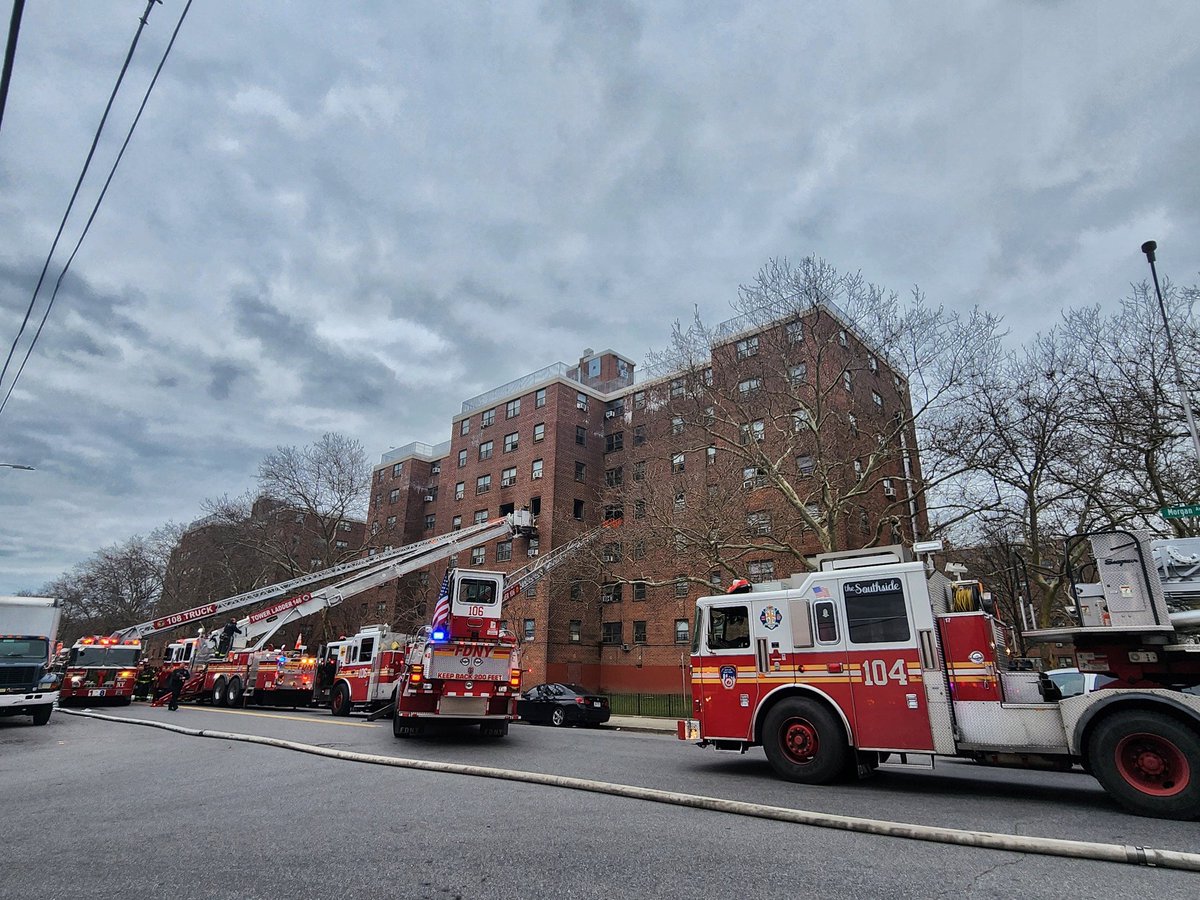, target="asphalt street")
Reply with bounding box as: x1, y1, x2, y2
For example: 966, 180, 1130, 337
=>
2, 706, 1197, 899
